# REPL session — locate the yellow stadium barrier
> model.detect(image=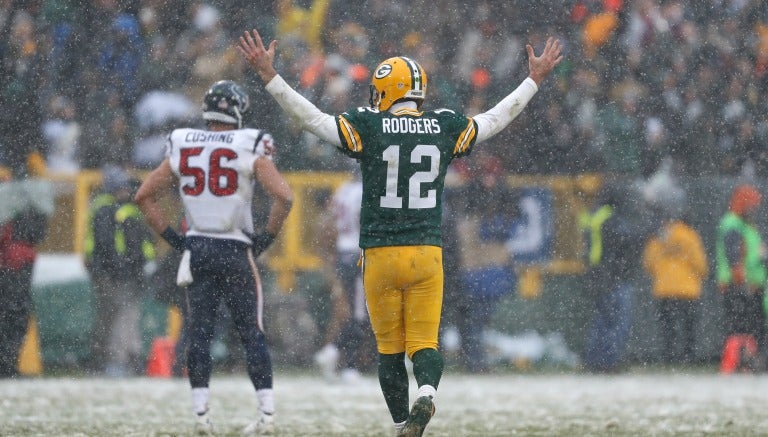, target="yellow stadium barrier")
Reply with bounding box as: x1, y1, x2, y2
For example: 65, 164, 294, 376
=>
35, 170, 600, 293
167, 306, 183, 341
18, 317, 43, 376
265, 172, 351, 289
